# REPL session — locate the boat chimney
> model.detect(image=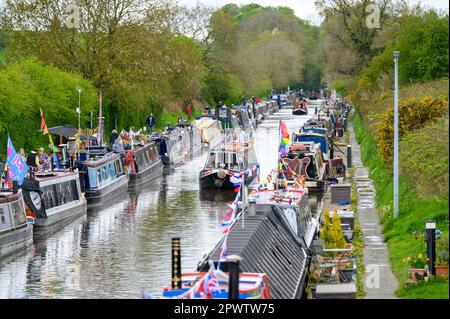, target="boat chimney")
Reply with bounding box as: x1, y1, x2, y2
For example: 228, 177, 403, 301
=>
171, 237, 182, 290
248, 198, 256, 217
225, 255, 242, 299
